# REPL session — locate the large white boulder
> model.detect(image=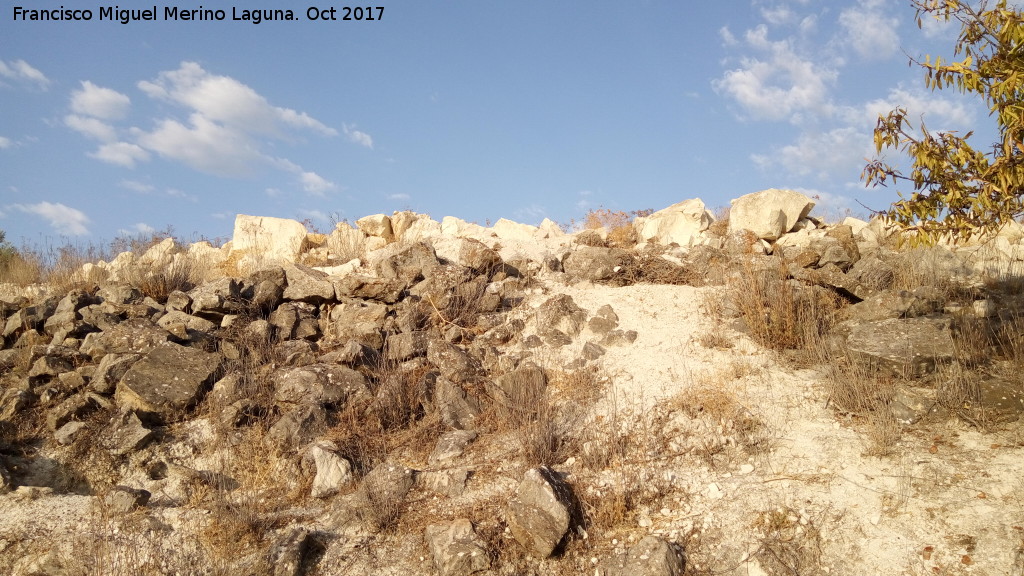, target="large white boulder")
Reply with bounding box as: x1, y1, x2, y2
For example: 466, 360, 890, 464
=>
441, 216, 494, 242
729, 189, 816, 241
356, 214, 394, 243
231, 214, 308, 265
635, 198, 714, 247
492, 218, 538, 243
